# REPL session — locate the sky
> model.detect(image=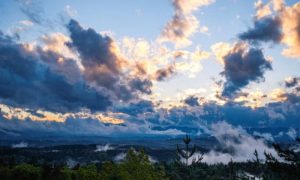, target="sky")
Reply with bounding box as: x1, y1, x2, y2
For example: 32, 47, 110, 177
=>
0, 0, 299, 140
